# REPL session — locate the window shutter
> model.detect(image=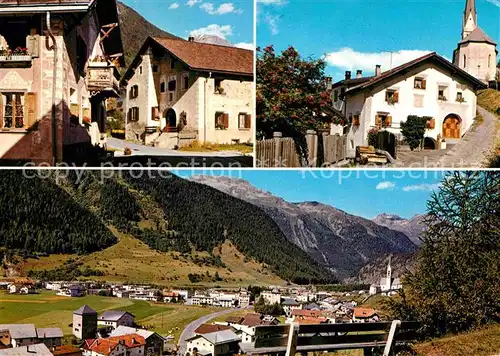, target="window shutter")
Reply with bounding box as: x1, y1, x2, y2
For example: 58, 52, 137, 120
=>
375, 115, 380, 126
245, 114, 251, 129
25, 92, 37, 128
386, 116, 392, 127
223, 113, 229, 129
422, 80, 426, 89
394, 92, 399, 103
0, 94, 3, 128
